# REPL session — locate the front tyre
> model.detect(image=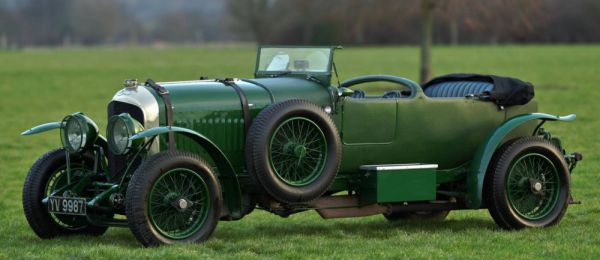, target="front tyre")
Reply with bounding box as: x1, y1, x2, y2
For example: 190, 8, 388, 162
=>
22, 149, 108, 239
126, 151, 221, 247
485, 137, 570, 229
